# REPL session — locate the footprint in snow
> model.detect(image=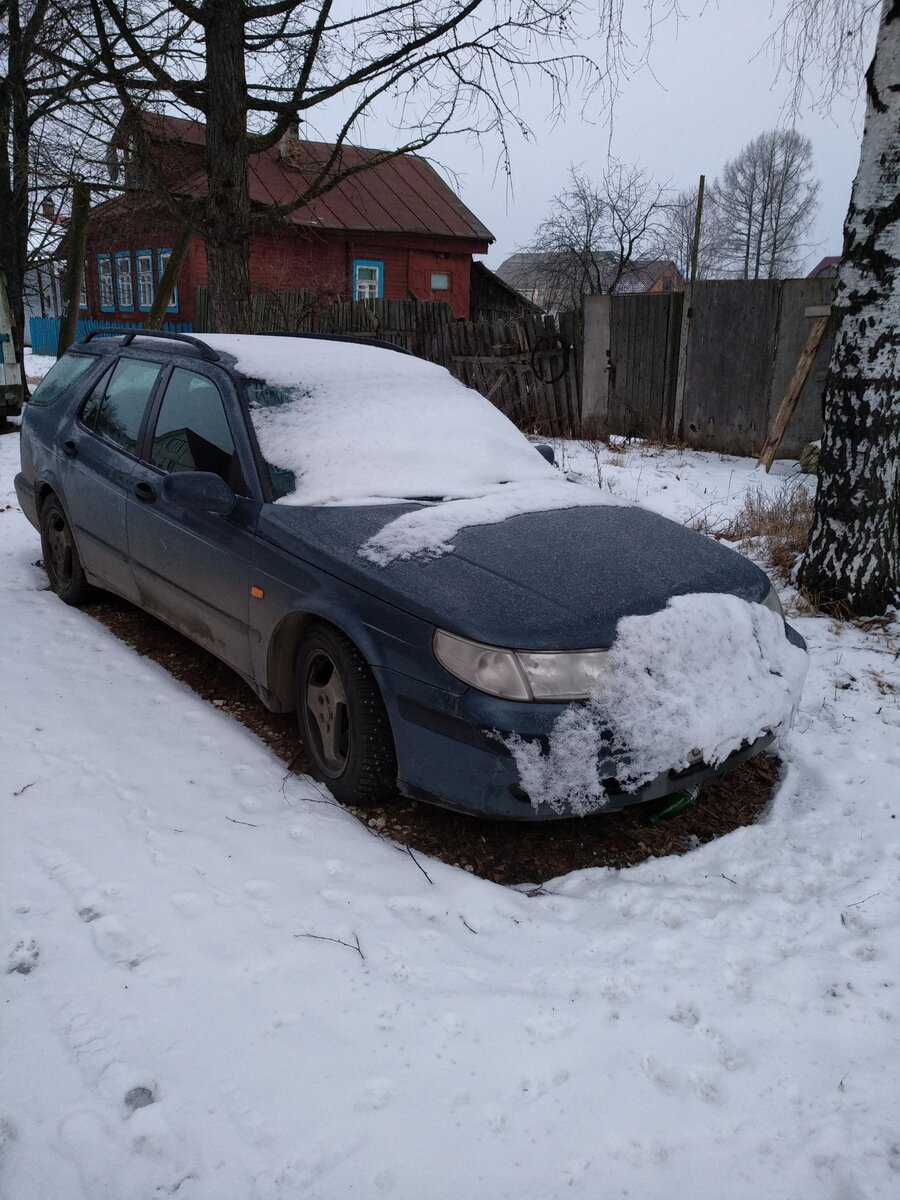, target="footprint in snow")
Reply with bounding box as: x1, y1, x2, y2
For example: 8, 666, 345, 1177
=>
6, 937, 39, 975
355, 1077, 396, 1111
